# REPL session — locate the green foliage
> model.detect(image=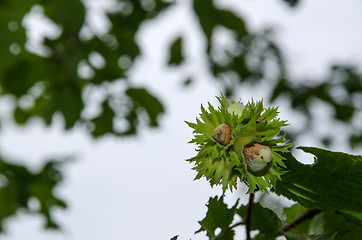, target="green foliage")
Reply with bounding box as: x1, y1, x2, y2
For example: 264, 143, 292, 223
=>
322, 211, 362, 239
270, 65, 362, 149
192, 0, 362, 150
180, 97, 362, 240
0, 0, 35, 74
1, 0, 362, 237
0, 0, 170, 233
275, 147, 362, 212
193, 0, 248, 40
282, 210, 362, 240
0, 0, 169, 138
193, 195, 362, 240
0, 156, 66, 232
89, 87, 165, 137
186, 95, 291, 192
193, 0, 276, 97
283, 203, 308, 225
